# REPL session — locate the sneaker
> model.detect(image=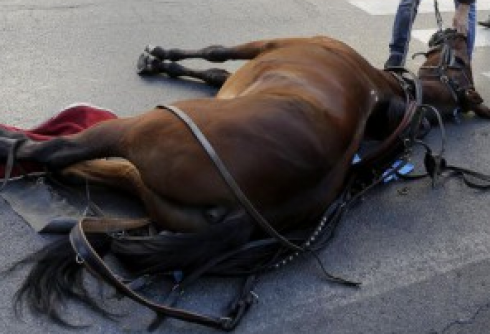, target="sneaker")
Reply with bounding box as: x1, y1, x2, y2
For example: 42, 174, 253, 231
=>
478, 16, 490, 28
384, 54, 404, 69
